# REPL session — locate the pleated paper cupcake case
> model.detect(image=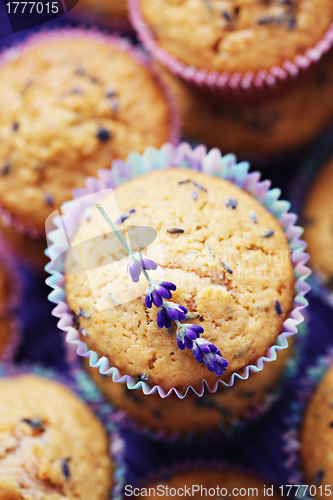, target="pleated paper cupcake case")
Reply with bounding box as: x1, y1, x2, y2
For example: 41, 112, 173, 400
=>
282, 347, 333, 497
128, 0, 333, 102
0, 363, 127, 500
78, 321, 309, 443
46, 142, 311, 400
0, 27, 180, 239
